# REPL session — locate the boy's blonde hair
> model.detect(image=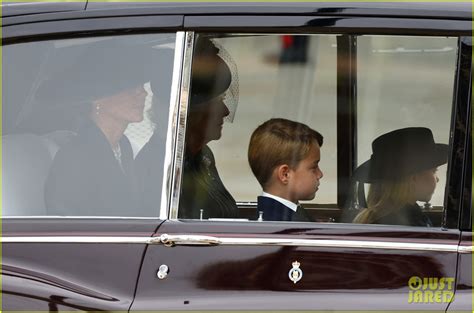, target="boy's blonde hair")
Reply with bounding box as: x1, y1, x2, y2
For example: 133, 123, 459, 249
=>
248, 118, 323, 188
